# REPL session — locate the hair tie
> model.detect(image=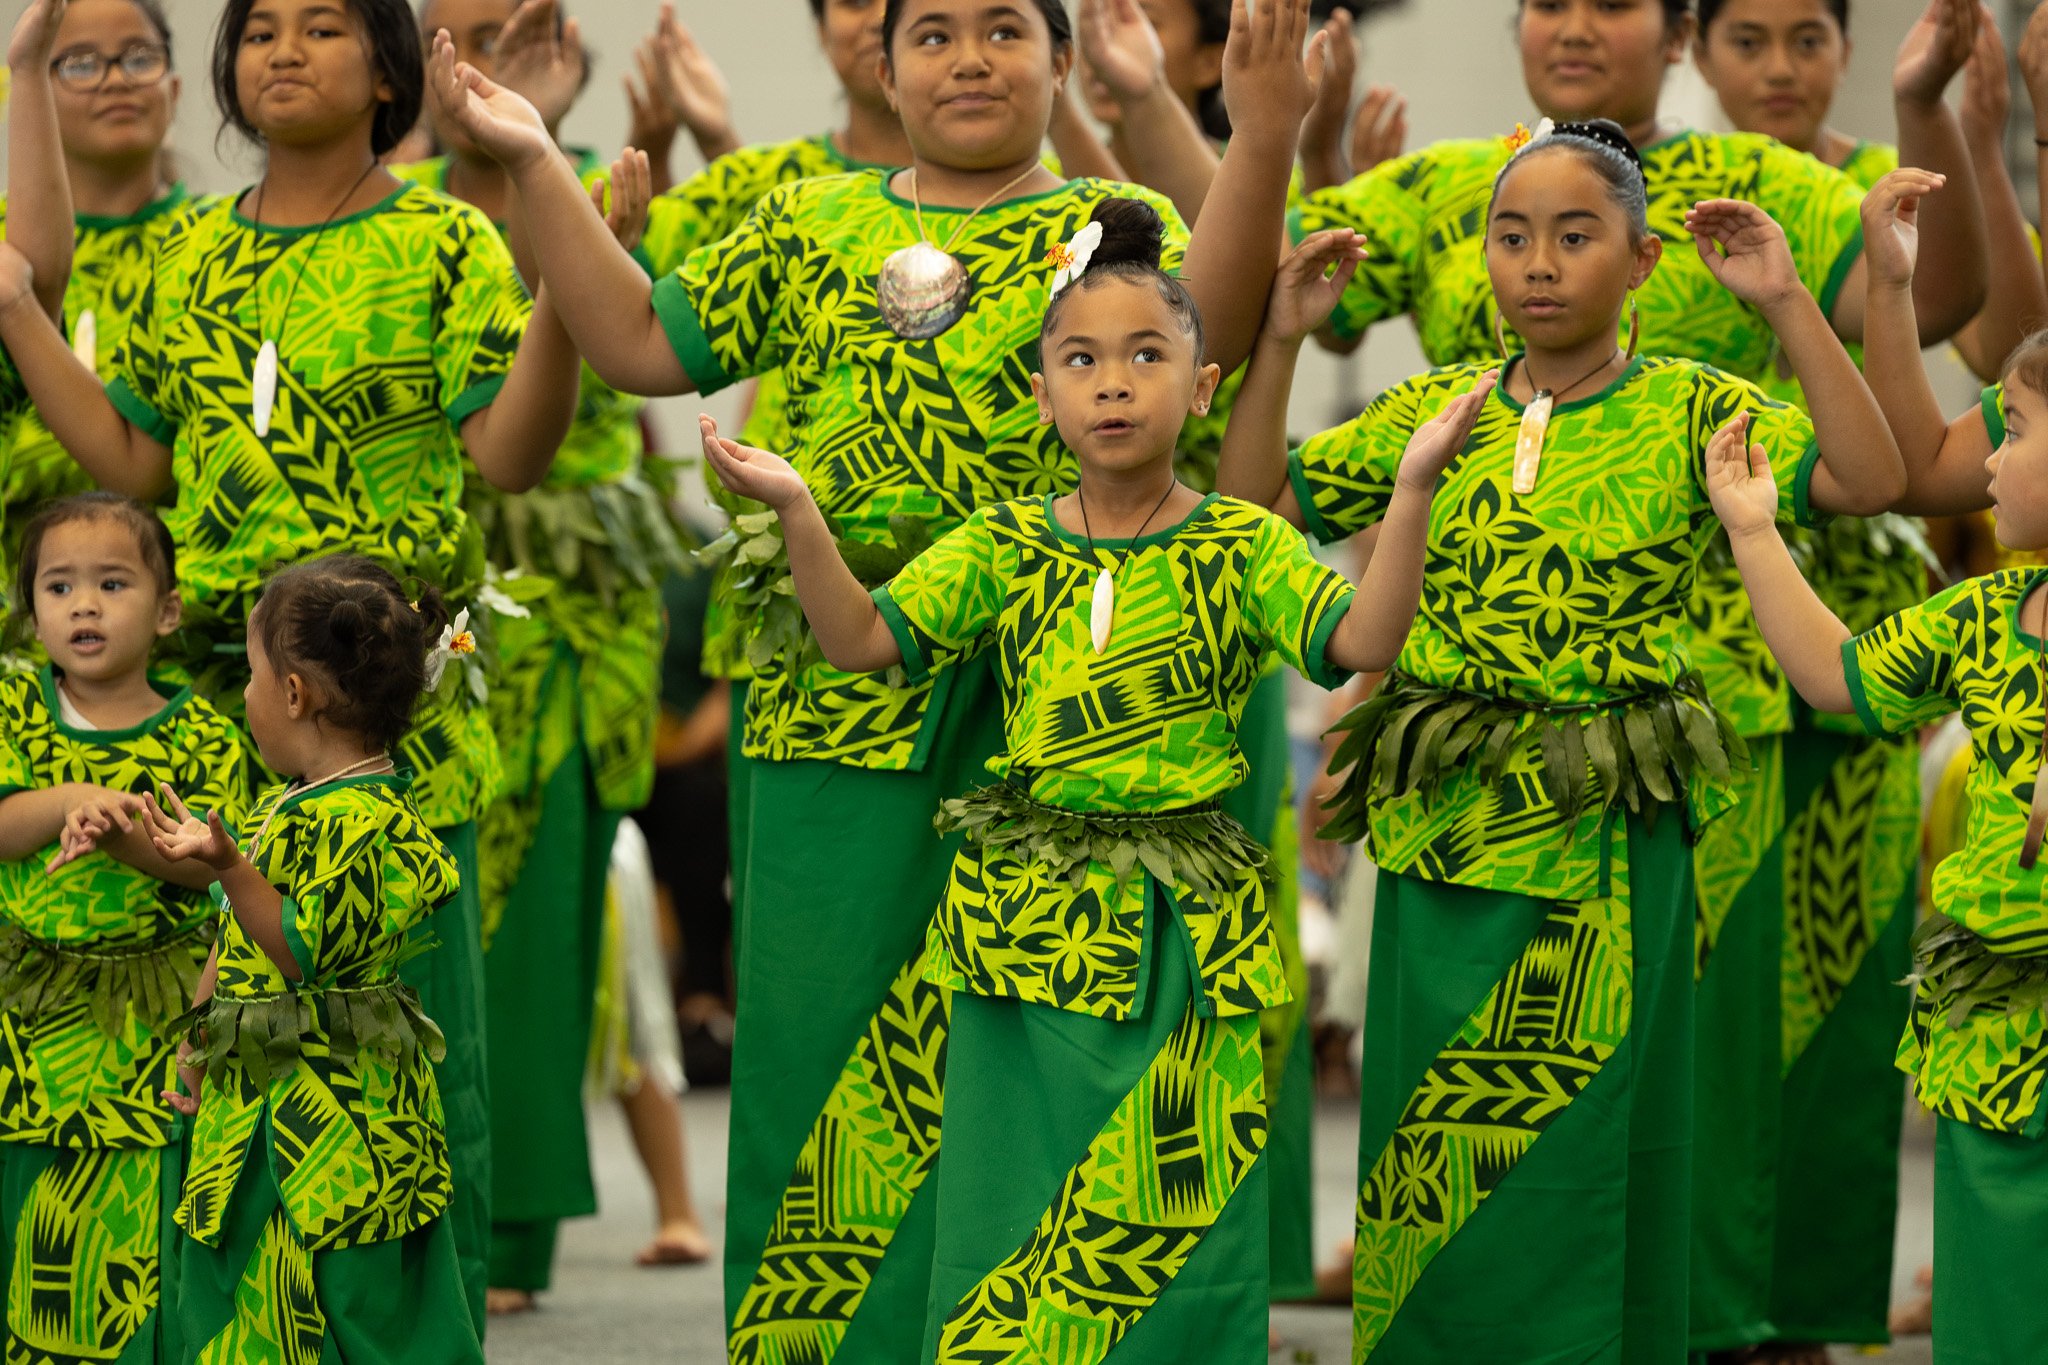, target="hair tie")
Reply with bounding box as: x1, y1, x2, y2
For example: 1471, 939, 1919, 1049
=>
1048, 222, 1105, 302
